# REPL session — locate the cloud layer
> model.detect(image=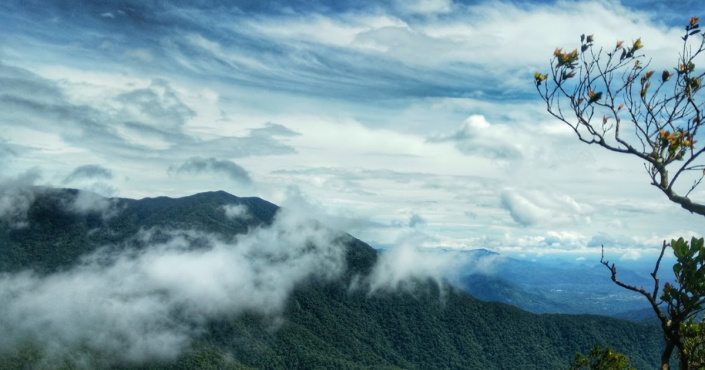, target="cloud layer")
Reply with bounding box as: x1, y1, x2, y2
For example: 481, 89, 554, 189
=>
0, 209, 347, 366
0, 0, 702, 258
